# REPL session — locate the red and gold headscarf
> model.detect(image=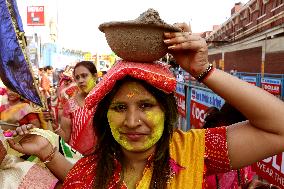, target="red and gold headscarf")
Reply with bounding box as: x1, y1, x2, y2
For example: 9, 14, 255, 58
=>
85, 60, 176, 111
68, 60, 176, 154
